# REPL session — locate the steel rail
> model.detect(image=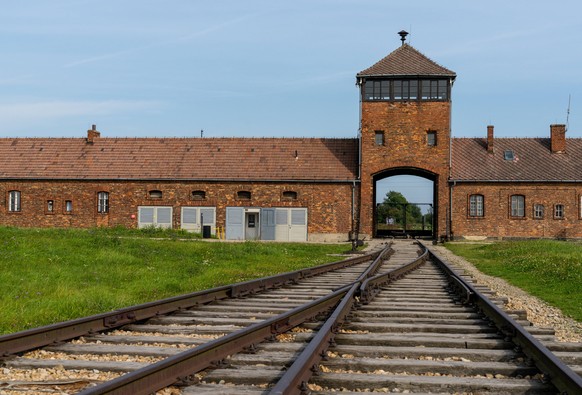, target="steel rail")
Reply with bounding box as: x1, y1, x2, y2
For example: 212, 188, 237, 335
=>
359, 245, 428, 304
75, 245, 392, 395
0, 249, 381, 356
77, 283, 355, 394
423, 243, 582, 395
269, 244, 427, 394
